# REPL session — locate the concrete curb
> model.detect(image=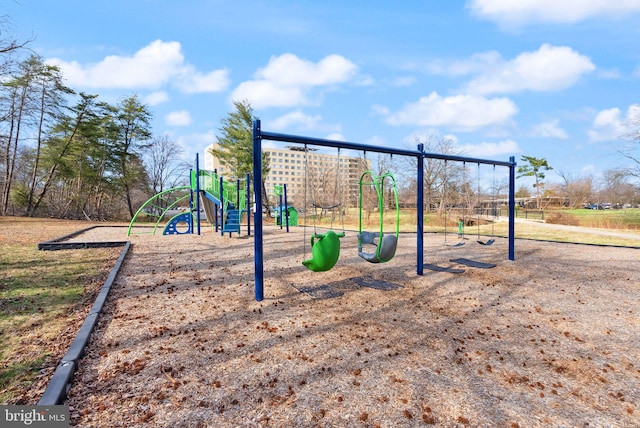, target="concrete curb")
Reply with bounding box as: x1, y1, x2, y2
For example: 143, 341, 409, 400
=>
37, 229, 131, 405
